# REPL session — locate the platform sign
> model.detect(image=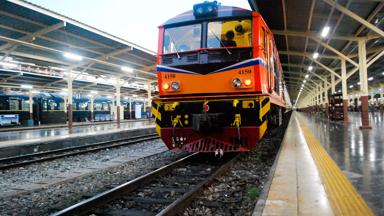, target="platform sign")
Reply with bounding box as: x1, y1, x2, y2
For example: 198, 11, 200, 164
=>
135, 104, 142, 119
